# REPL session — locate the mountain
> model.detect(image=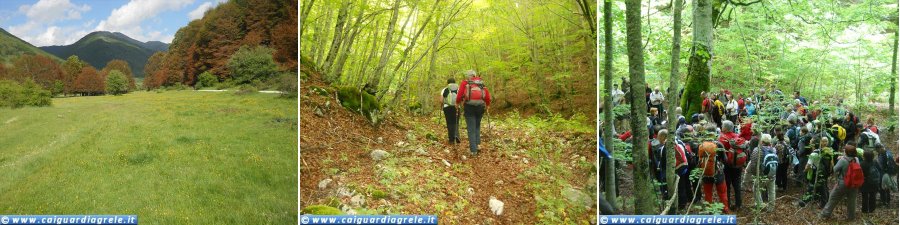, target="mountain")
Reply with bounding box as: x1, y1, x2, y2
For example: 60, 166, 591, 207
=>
40, 31, 168, 77
0, 28, 62, 64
